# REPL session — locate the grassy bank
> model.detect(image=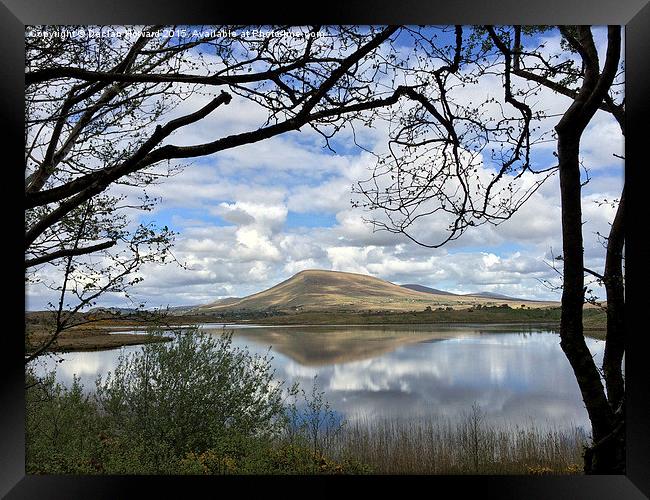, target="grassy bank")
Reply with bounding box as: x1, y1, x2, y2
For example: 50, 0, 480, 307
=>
25, 328, 170, 355
27, 305, 608, 328
25, 310, 175, 355
248, 307, 564, 325
331, 414, 587, 475
582, 308, 607, 332
237, 306, 606, 329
